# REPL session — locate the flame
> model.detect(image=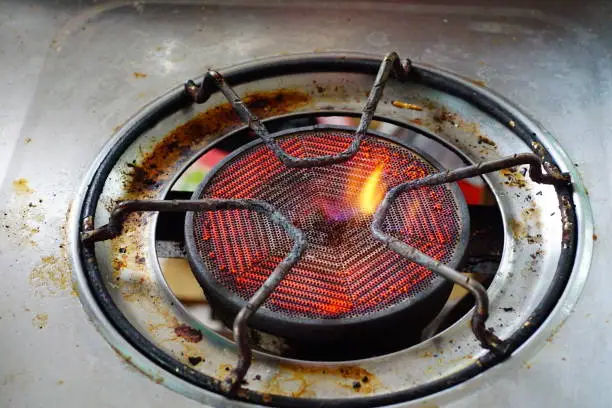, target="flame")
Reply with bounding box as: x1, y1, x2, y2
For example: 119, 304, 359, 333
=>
346, 162, 386, 215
